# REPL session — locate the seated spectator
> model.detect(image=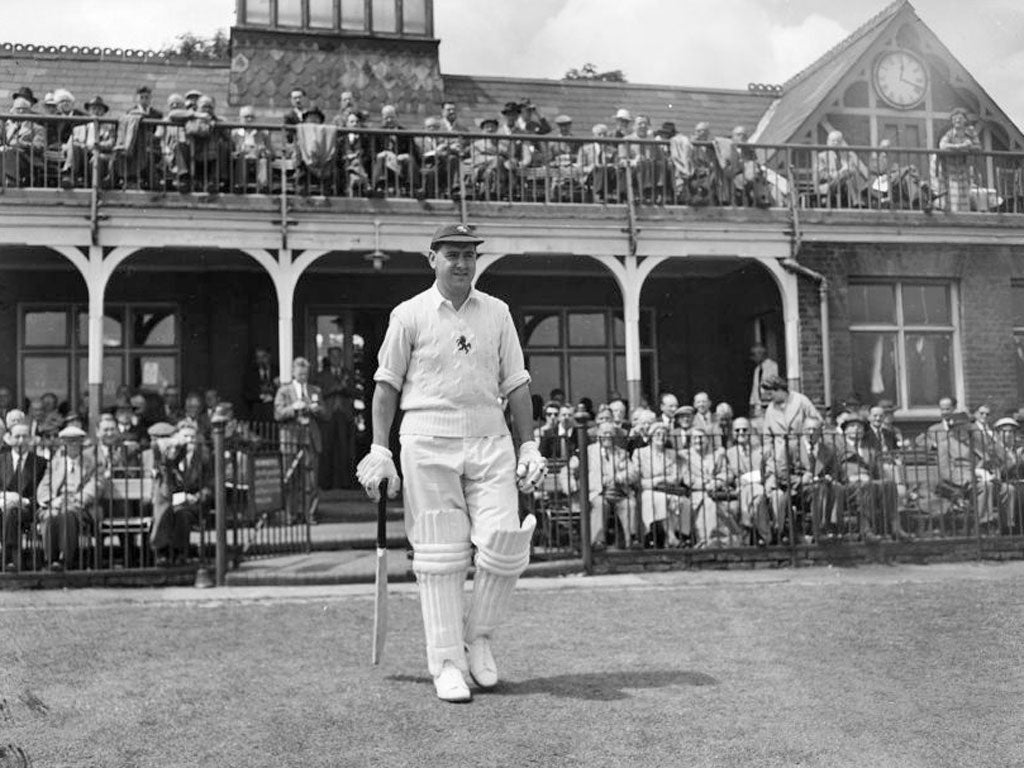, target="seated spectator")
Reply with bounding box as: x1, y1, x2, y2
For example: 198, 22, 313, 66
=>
62, 95, 116, 189
619, 113, 659, 203
168, 94, 229, 193
585, 421, 638, 548
1, 423, 49, 571
431, 100, 468, 199
714, 417, 770, 545
231, 105, 273, 193
692, 392, 714, 434
371, 104, 418, 197
415, 115, 442, 199
538, 401, 569, 459
835, 414, 901, 542
636, 421, 684, 547
578, 123, 616, 203
816, 129, 866, 208
339, 110, 371, 197
51, 89, 84, 149
468, 116, 510, 200
35, 425, 102, 570
496, 102, 529, 195
725, 125, 772, 208
627, 407, 656, 453
150, 421, 212, 566
0, 96, 46, 186
548, 114, 582, 202
995, 417, 1024, 533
